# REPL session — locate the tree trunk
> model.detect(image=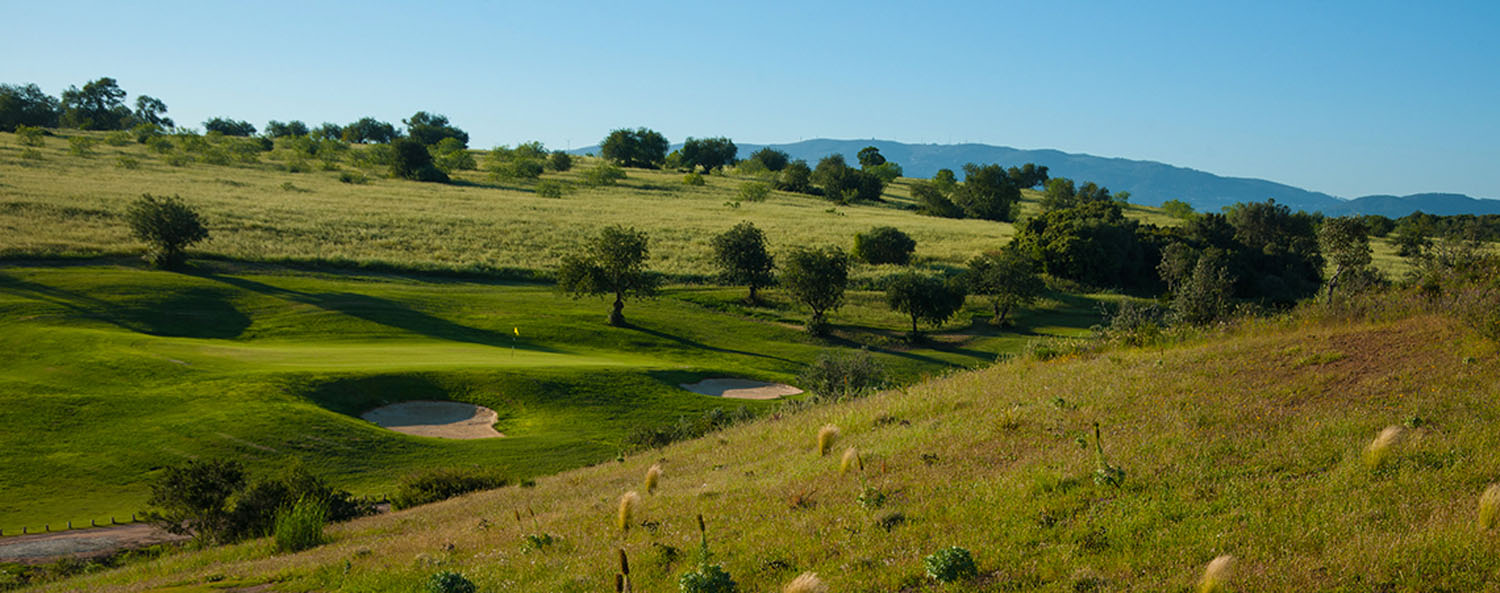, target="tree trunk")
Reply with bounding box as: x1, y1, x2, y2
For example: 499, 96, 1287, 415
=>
748, 284, 759, 304
609, 292, 625, 326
